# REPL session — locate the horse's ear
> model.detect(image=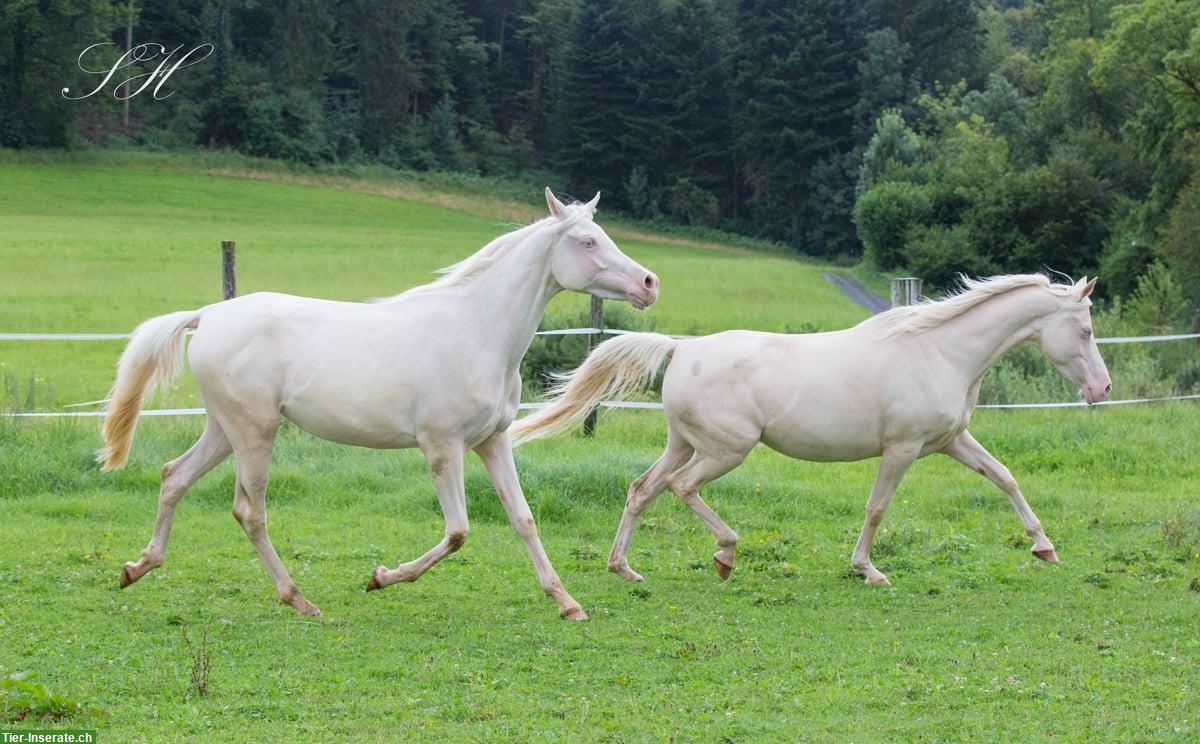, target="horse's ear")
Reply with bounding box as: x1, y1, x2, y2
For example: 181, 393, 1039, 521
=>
584, 191, 601, 213
545, 187, 567, 218
1080, 276, 1098, 299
